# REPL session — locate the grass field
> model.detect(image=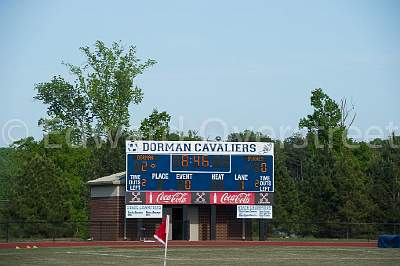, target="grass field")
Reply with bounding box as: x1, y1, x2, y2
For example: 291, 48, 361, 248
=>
1, 246, 400, 266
